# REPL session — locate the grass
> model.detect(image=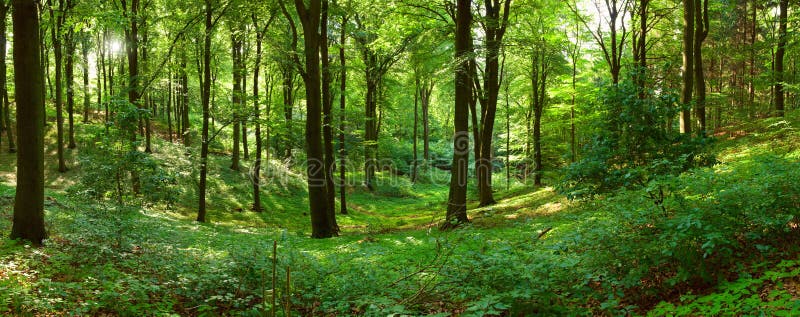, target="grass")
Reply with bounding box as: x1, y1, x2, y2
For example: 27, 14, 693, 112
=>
0, 110, 799, 315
